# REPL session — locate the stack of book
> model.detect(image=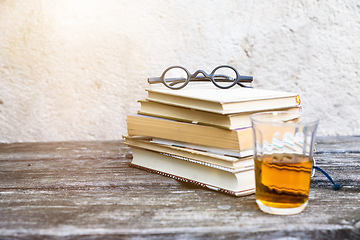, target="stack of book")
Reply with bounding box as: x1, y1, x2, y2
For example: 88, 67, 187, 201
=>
124, 83, 301, 196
